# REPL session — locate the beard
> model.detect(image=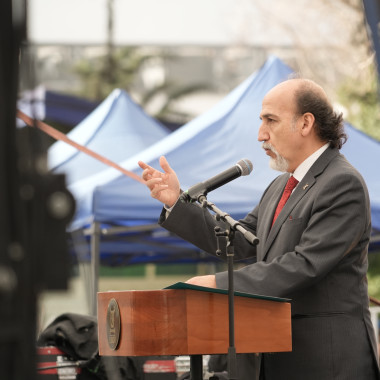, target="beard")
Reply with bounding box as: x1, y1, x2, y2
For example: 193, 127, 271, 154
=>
262, 142, 289, 172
